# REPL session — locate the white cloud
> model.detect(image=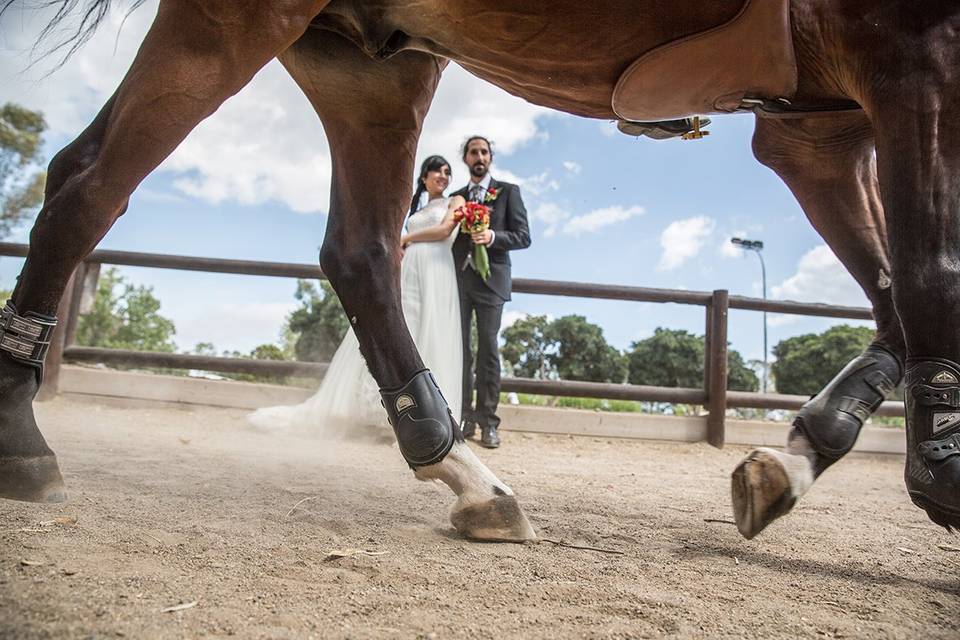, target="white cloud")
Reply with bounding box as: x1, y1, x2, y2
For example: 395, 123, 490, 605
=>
501, 311, 529, 331
1, 3, 551, 214
562, 205, 645, 236
529, 201, 571, 238
562, 161, 582, 175
772, 244, 868, 306
174, 301, 297, 354
657, 216, 716, 271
